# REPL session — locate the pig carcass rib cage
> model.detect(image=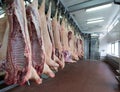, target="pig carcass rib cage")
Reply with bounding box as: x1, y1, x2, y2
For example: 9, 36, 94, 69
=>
4, 0, 33, 85
26, 5, 44, 75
